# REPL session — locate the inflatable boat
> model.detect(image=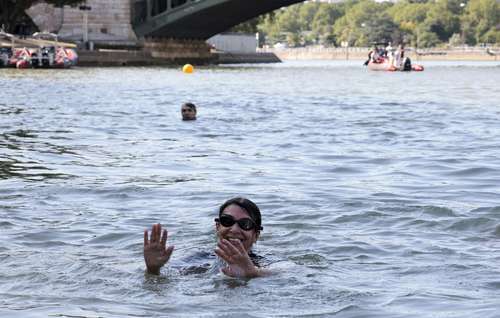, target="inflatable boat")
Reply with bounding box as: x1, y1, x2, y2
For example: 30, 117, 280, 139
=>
0, 31, 78, 69
367, 56, 424, 72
